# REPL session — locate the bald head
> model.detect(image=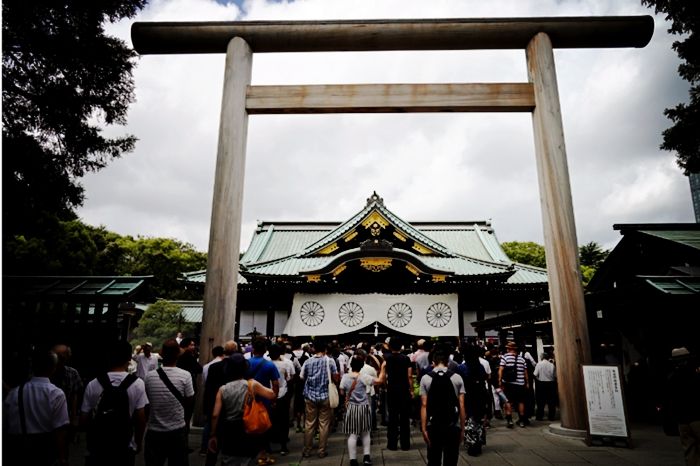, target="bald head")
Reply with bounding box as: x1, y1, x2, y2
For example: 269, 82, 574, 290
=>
52, 344, 71, 365
224, 340, 238, 356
